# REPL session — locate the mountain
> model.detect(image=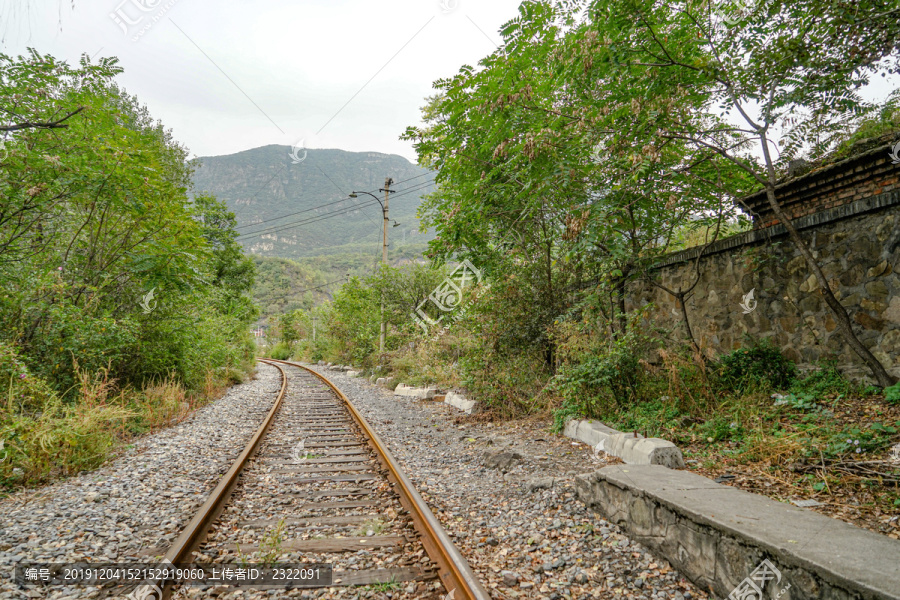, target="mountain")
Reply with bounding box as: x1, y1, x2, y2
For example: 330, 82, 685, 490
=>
191, 145, 436, 259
